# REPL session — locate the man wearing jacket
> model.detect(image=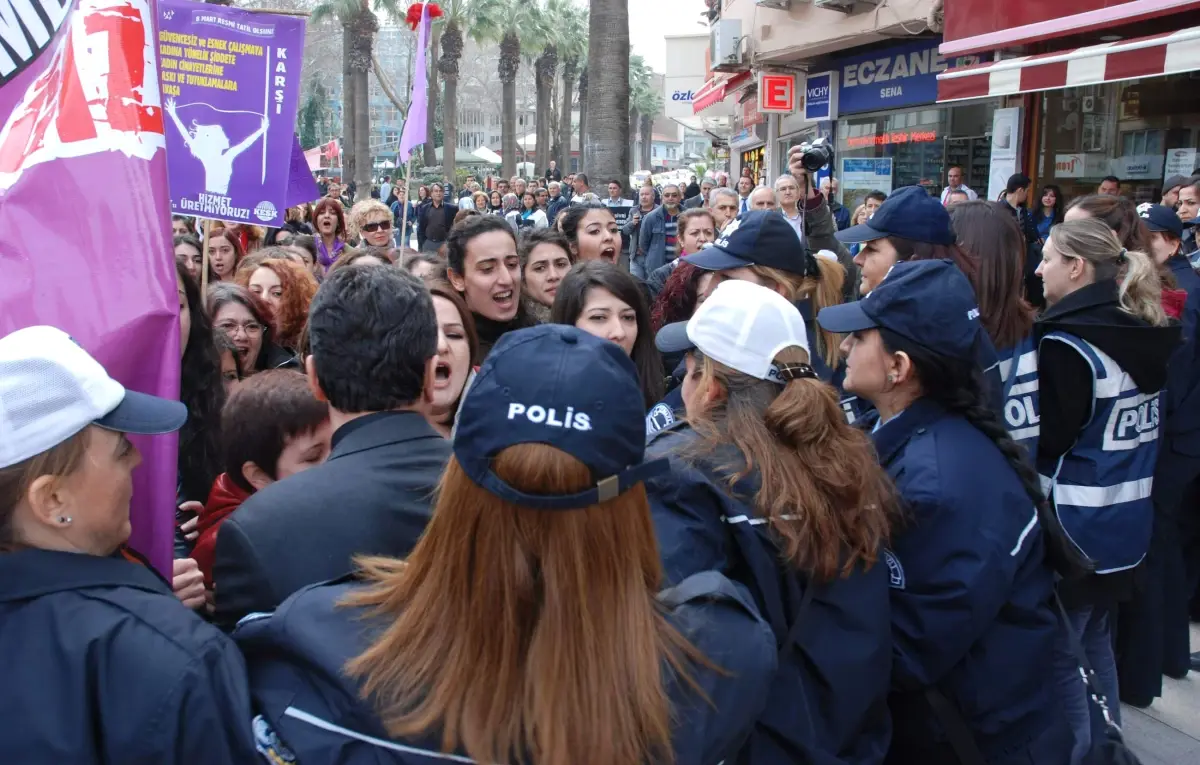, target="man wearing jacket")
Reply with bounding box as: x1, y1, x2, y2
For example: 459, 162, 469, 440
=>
820, 176, 851, 230
213, 266, 451, 629
622, 185, 658, 273
684, 177, 715, 209
416, 182, 457, 252
635, 184, 683, 278
546, 181, 570, 223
